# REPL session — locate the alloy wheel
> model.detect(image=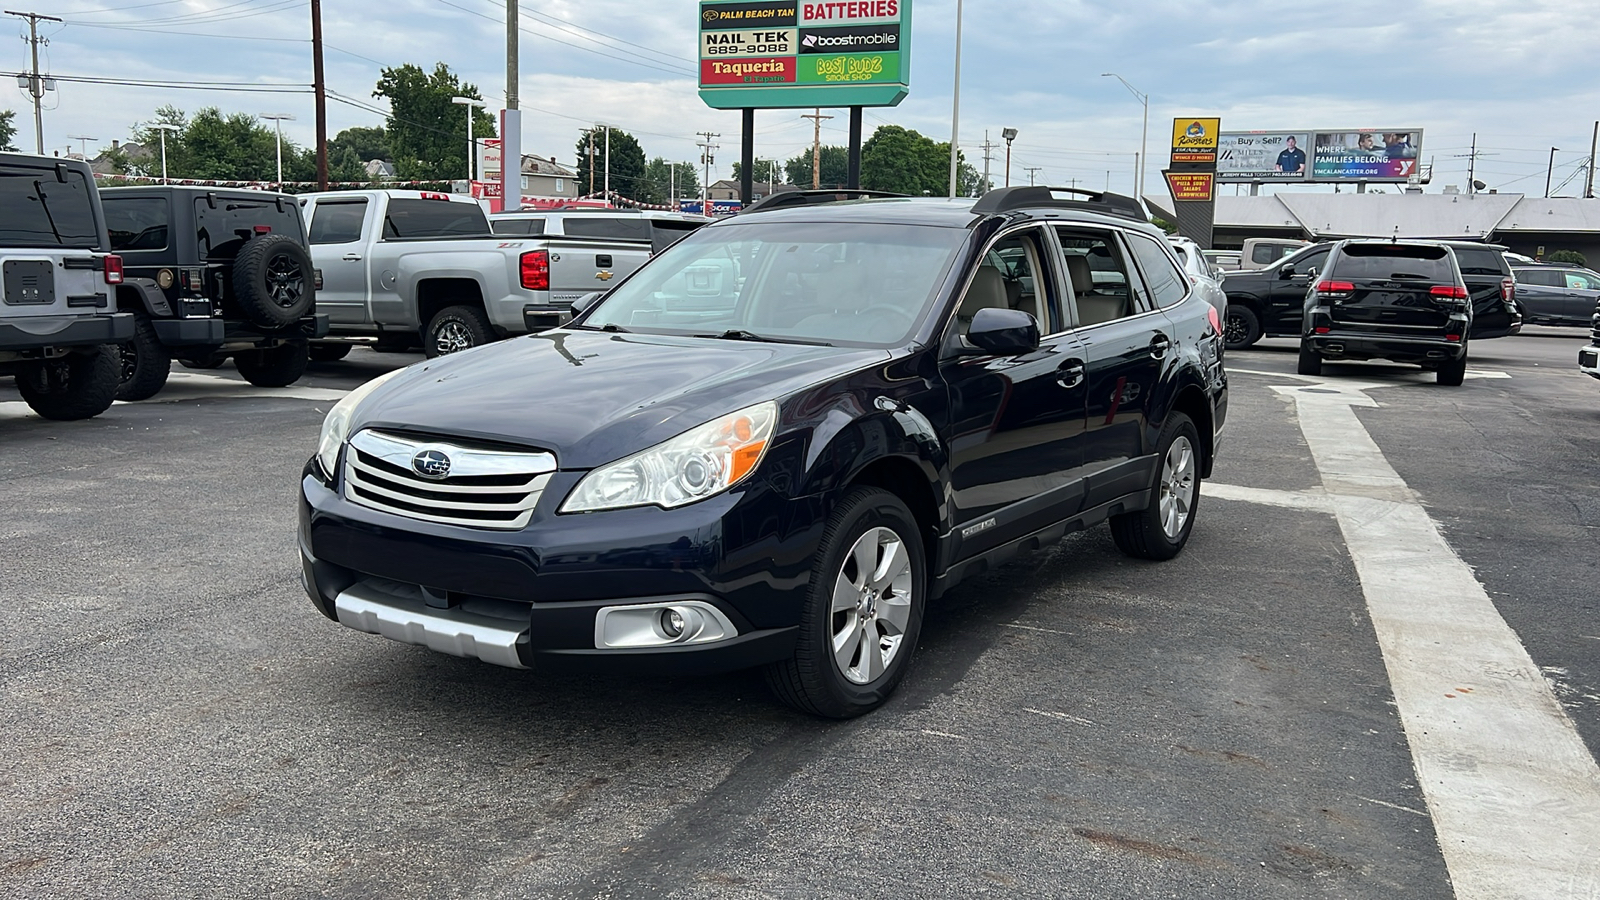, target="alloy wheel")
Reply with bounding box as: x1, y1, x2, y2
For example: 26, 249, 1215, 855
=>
265, 255, 304, 309
434, 321, 475, 354
1159, 435, 1197, 540
830, 526, 915, 685
1224, 313, 1248, 346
